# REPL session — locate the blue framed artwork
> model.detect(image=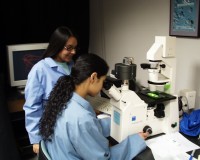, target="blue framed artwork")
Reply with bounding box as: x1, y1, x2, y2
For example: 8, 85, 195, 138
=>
170, 0, 200, 37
